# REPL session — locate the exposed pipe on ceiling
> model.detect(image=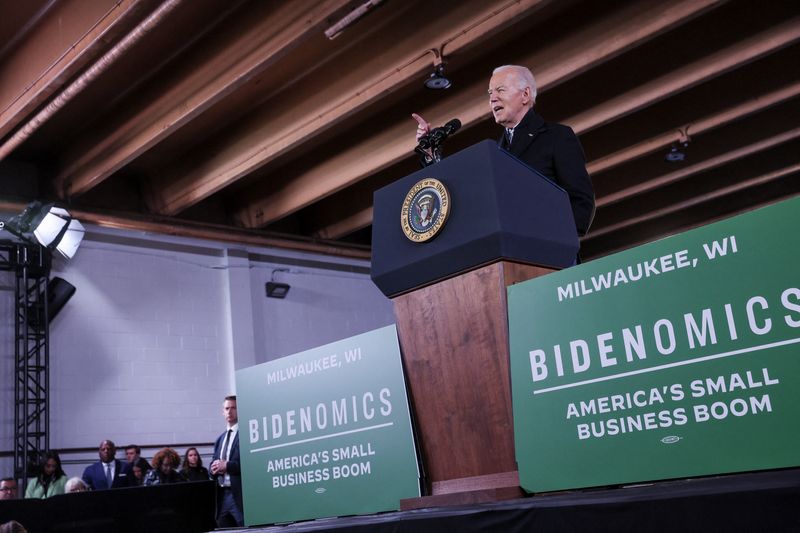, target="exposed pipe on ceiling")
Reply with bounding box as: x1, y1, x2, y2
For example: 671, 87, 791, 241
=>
324, 0, 386, 40
0, 0, 184, 161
